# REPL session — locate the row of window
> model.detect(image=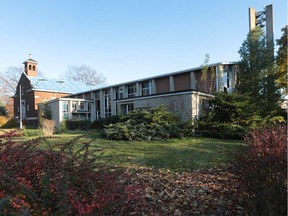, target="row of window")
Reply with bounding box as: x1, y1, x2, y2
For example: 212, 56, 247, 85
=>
95, 81, 152, 101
